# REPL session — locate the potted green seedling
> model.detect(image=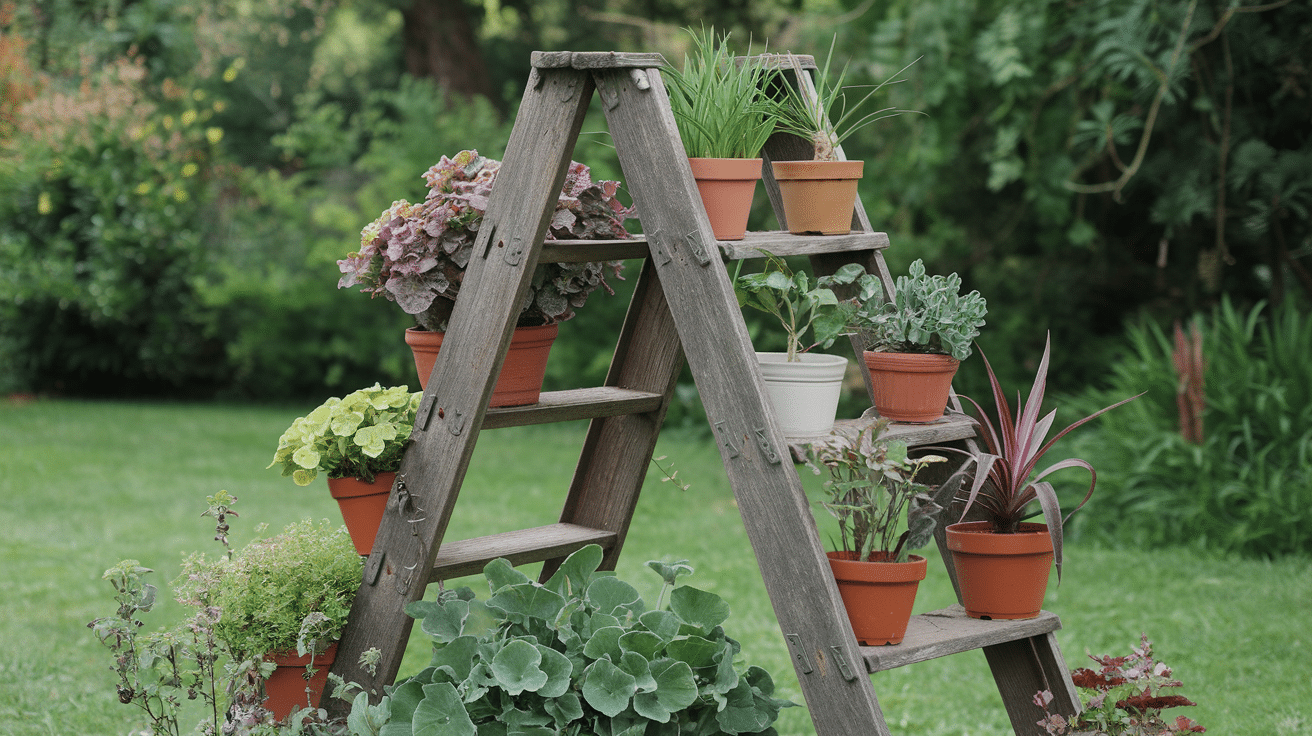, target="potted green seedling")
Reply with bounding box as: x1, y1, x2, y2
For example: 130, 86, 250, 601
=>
733, 253, 880, 437
338, 150, 632, 405
664, 27, 779, 240
268, 383, 420, 555
850, 259, 987, 423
